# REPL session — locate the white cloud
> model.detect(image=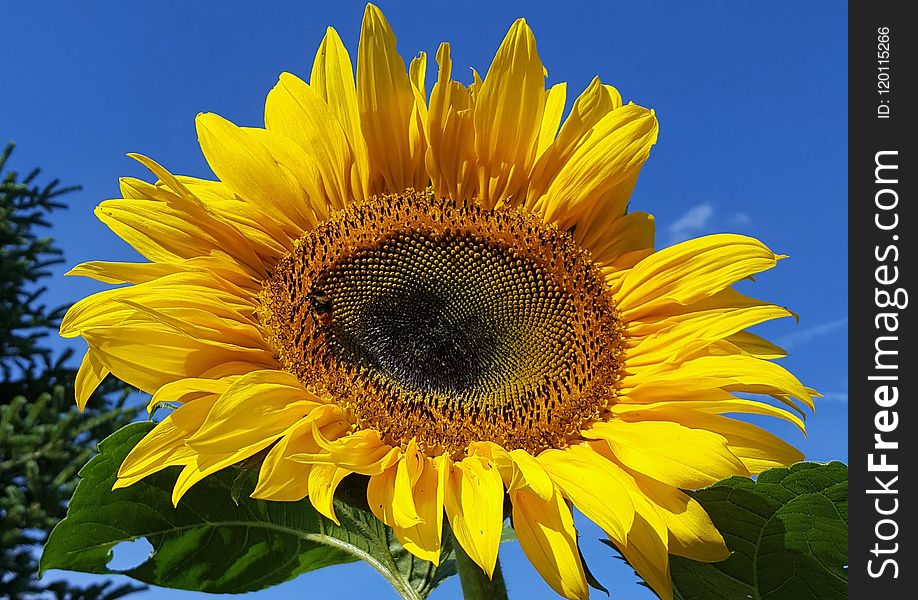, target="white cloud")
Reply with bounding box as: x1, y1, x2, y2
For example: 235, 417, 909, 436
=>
728, 212, 752, 227
777, 318, 848, 349
667, 203, 714, 244
819, 392, 848, 403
